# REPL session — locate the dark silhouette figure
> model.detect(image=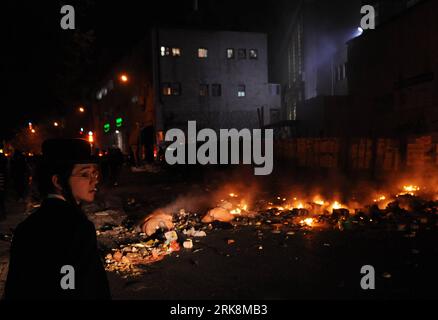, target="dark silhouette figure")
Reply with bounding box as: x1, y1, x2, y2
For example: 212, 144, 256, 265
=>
108, 147, 124, 186
0, 153, 7, 221
10, 150, 29, 201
